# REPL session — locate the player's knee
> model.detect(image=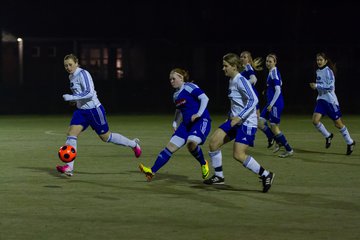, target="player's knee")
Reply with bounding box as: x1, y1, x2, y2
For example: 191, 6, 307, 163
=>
312, 119, 319, 125
334, 122, 343, 129
233, 152, 246, 163
99, 132, 111, 142
100, 135, 108, 142
209, 138, 219, 152
186, 141, 197, 152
